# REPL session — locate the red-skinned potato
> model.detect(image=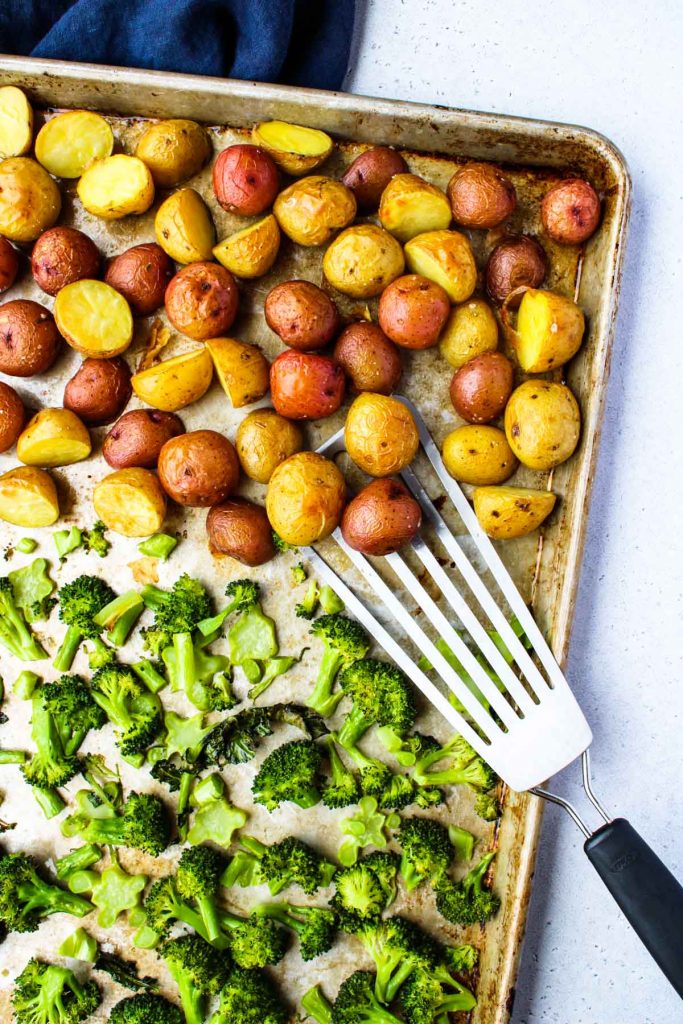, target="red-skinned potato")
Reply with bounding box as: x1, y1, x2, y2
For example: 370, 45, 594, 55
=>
213, 144, 279, 215
333, 322, 402, 395
341, 147, 409, 210
31, 227, 100, 296
264, 280, 339, 351
449, 351, 514, 424
0, 237, 19, 292
486, 235, 547, 305
206, 497, 276, 565
0, 381, 25, 452
165, 262, 239, 340
378, 273, 450, 349
0, 299, 61, 377
103, 409, 185, 469
341, 478, 422, 555
541, 178, 601, 244
63, 357, 132, 426
105, 243, 174, 316
270, 350, 345, 420
158, 429, 239, 507
447, 162, 517, 228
